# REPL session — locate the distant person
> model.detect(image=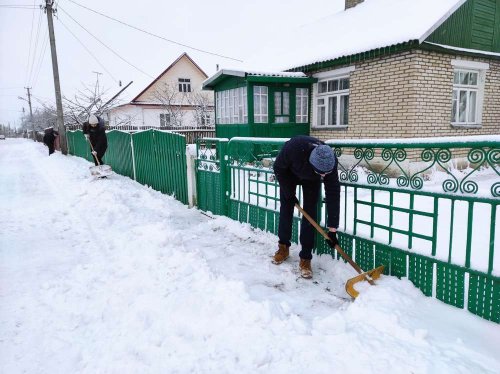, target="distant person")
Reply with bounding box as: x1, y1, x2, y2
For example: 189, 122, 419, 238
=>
82, 114, 108, 166
272, 135, 341, 279
42, 127, 58, 155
